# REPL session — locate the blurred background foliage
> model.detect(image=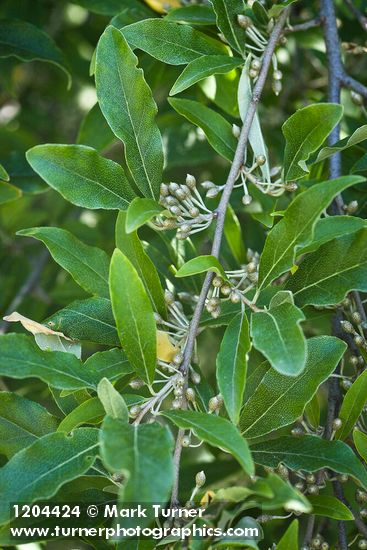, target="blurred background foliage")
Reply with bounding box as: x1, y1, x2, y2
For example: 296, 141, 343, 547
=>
1, 0, 367, 424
